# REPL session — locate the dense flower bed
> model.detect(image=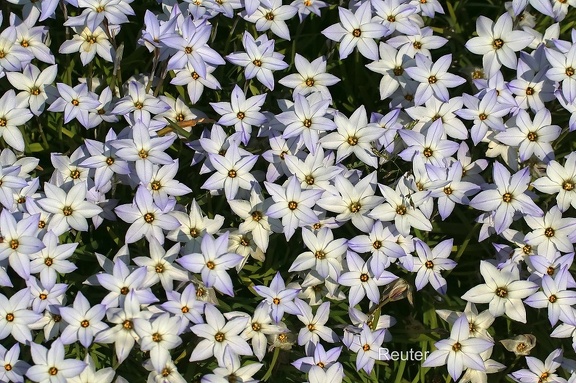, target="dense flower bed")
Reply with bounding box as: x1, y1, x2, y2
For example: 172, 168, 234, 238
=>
0, 0, 575, 382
